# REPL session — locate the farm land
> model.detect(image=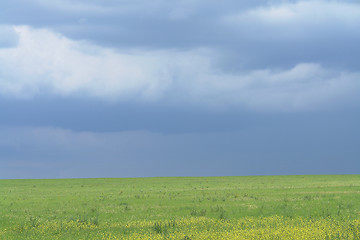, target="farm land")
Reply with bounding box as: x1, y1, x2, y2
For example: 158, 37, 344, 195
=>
1, 175, 360, 239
